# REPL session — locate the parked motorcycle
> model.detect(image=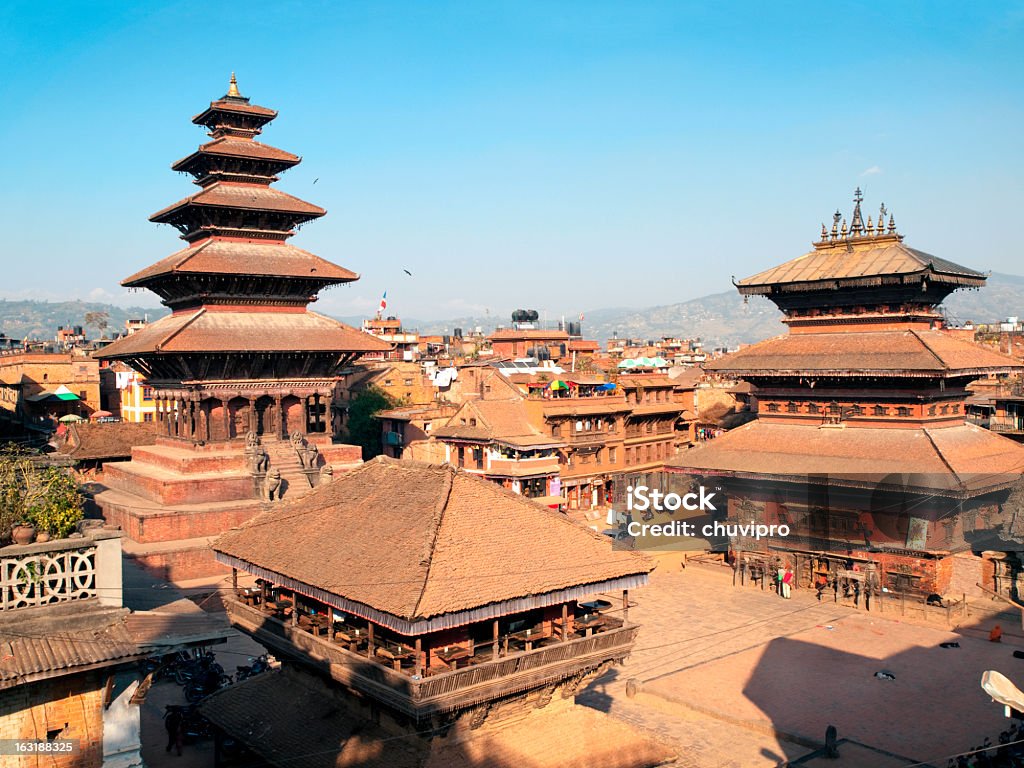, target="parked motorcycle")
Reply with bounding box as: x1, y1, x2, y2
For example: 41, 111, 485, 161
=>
234, 654, 270, 683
